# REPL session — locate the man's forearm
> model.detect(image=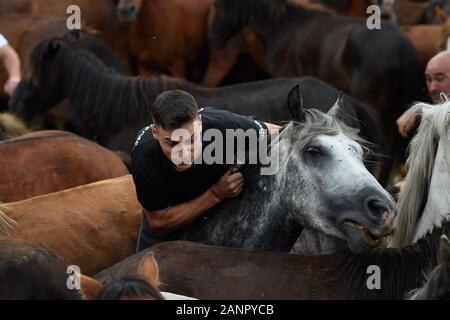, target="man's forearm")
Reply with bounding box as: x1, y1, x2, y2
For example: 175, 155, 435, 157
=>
1, 46, 21, 79
145, 188, 221, 232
